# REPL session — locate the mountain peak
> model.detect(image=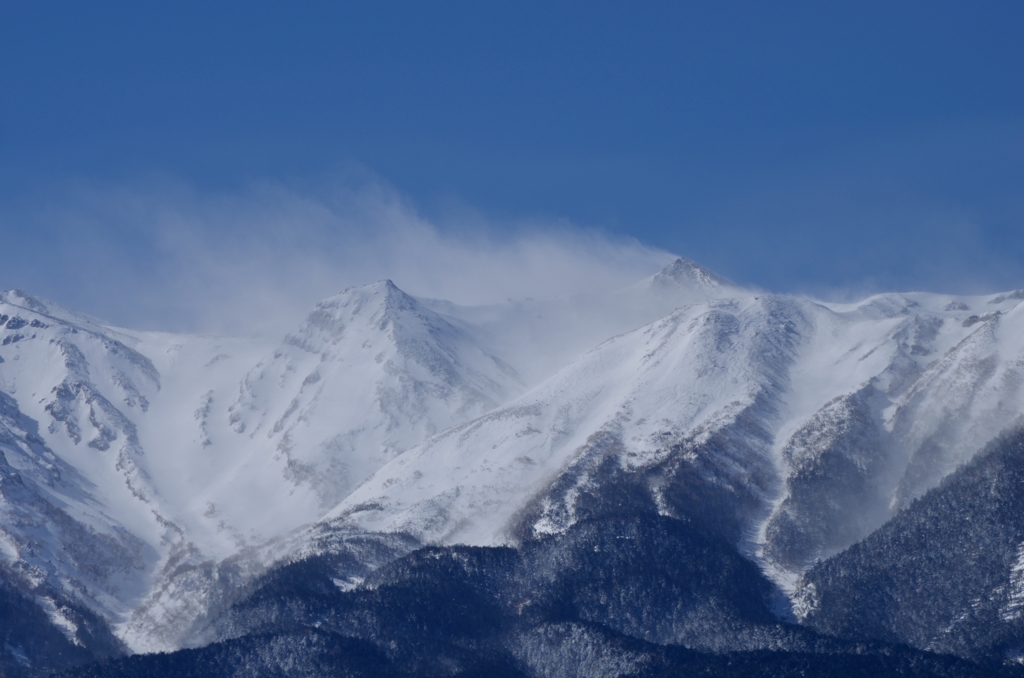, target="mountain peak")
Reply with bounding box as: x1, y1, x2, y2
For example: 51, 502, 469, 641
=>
313, 280, 416, 323
335, 279, 408, 302
0, 289, 108, 328
378, 279, 413, 306
651, 257, 734, 291
1, 288, 66, 316
365, 279, 400, 294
